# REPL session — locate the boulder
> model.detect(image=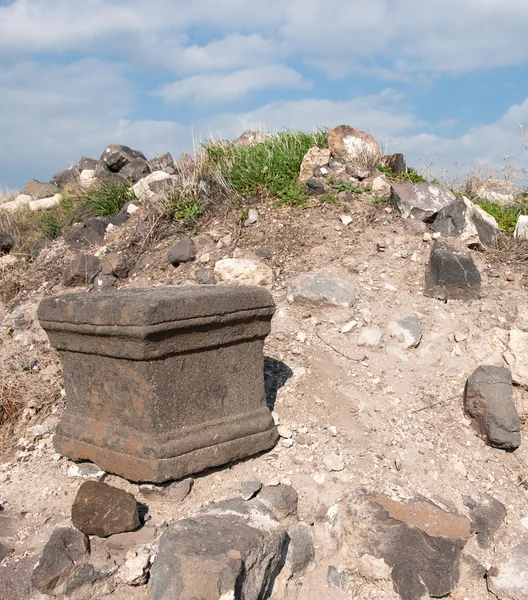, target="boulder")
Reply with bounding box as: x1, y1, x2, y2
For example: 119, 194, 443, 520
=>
31, 527, 89, 595
431, 196, 499, 245
79, 169, 97, 187
346, 492, 471, 600
63, 253, 101, 286
487, 540, 528, 599
514, 215, 528, 240
71, 480, 140, 537
299, 147, 331, 182
119, 157, 151, 183
464, 365, 520, 450
384, 153, 406, 174
20, 179, 59, 199
101, 252, 129, 278
288, 273, 356, 308
62, 219, 106, 249
0, 194, 32, 212
0, 233, 15, 255
391, 182, 456, 220
327, 126, 381, 169
52, 166, 80, 189
148, 152, 175, 174
133, 171, 173, 202
214, 258, 274, 288
79, 157, 98, 171
424, 241, 481, 301
286, 523, 315, 574
168, 238, 196, 266
99, 144, 147, 173
149, 498, 286, 600
257, 484, 298, 520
